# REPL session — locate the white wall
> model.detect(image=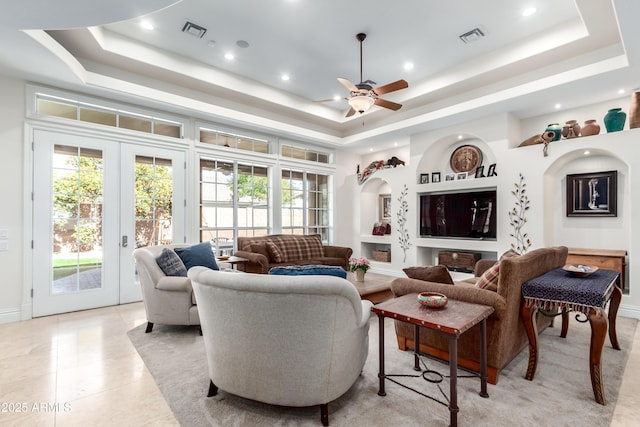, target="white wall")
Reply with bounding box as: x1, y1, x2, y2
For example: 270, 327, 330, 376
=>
0, 76, 26, 322
339, 102, 640, 319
